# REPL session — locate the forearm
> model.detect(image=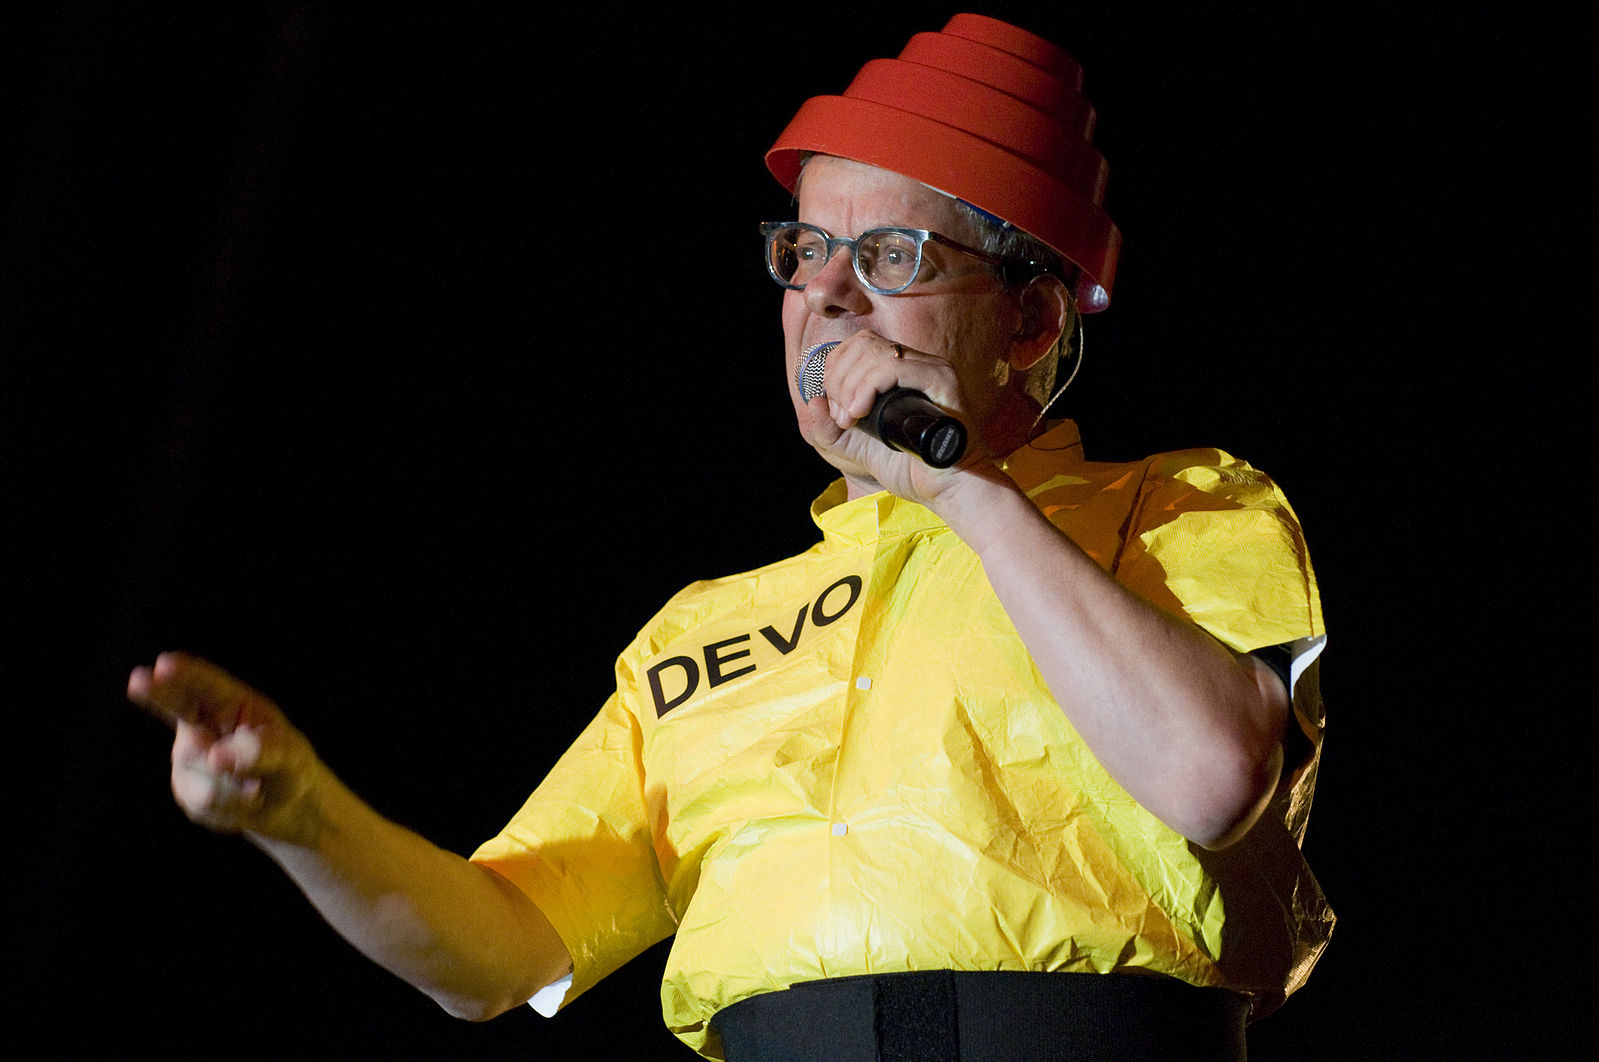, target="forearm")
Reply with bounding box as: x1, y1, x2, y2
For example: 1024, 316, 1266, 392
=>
934, 470, 1287, 847
248, 758, 571, 1021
